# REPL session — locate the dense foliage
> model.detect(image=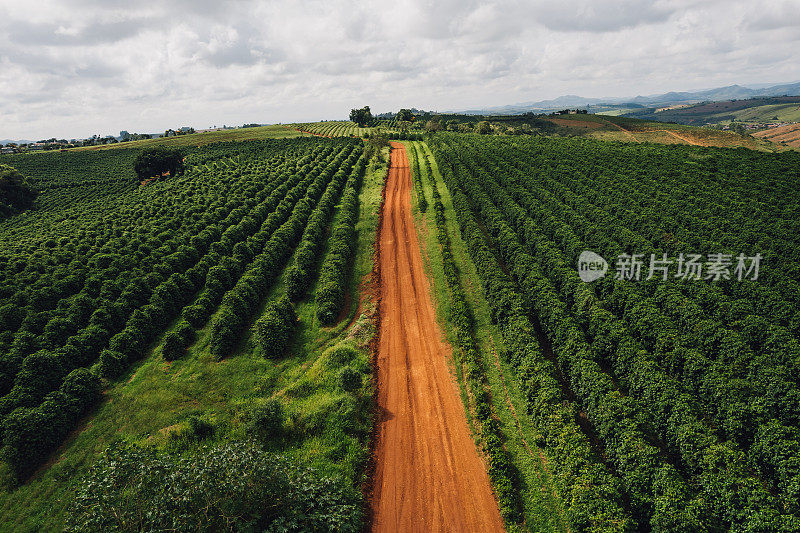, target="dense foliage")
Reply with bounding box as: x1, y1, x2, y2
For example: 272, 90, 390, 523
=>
133, 147, 184, 180
0, 164, 37, 218
349, 106, 374, 127
253, 296, 297, 358
429, 133, 800, 531
314, 153, 367, 323
0, 137, 365, 484
65, 441, 363, 532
